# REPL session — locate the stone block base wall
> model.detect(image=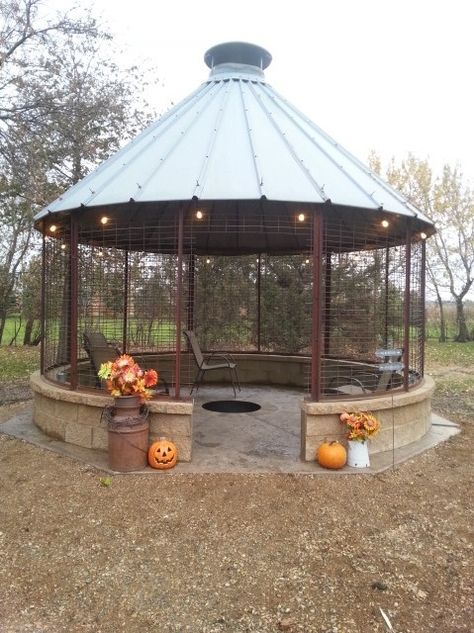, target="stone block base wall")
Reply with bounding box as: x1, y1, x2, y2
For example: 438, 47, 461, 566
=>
30, 372, 193, 462
300, 377, 435, 461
